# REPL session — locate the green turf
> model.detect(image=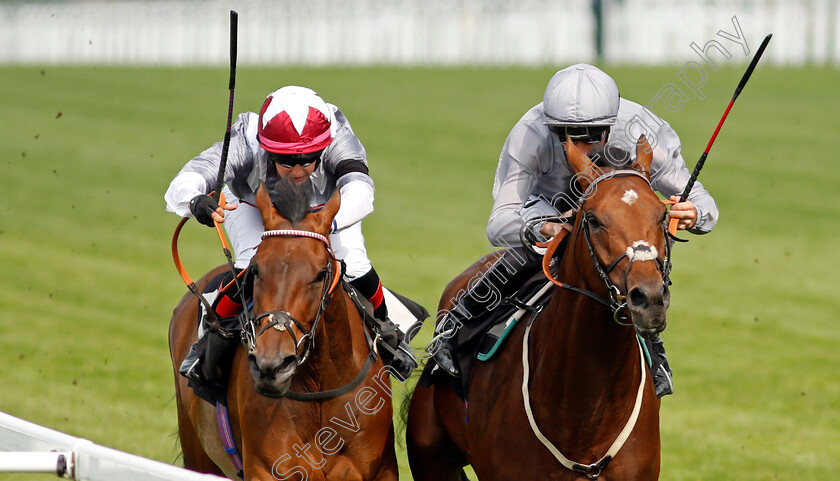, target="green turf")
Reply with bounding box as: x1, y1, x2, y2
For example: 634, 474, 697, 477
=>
1, 64, 838, 480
